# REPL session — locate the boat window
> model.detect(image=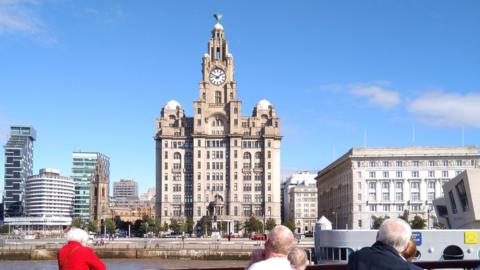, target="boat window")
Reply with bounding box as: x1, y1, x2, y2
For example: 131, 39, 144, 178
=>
443, 245, 464, 260
341, 248, 347, 261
